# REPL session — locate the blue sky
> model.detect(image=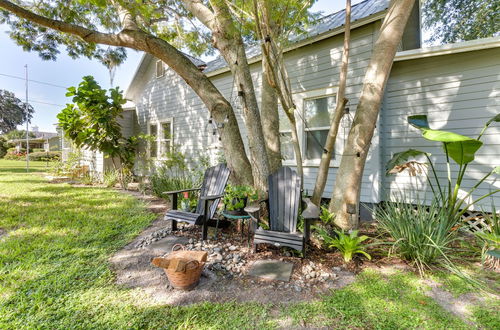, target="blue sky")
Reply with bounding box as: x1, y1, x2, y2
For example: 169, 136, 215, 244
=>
0, 0, 362, 132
